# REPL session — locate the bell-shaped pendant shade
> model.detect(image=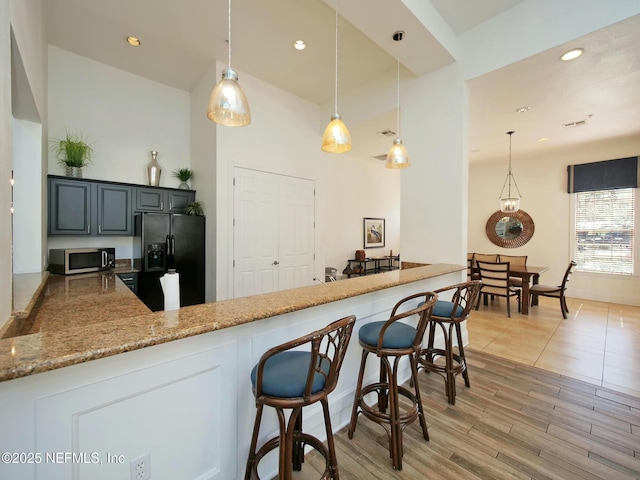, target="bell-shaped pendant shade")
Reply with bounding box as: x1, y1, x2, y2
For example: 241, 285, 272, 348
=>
385, 138, 410, 169
207, 68, 251, 127
321, 113, 352, 153
499, 197, 520, 213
